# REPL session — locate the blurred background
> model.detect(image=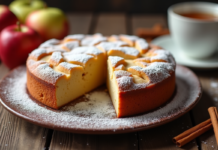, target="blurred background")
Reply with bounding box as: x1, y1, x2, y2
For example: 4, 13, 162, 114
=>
1, 0, 218, 13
